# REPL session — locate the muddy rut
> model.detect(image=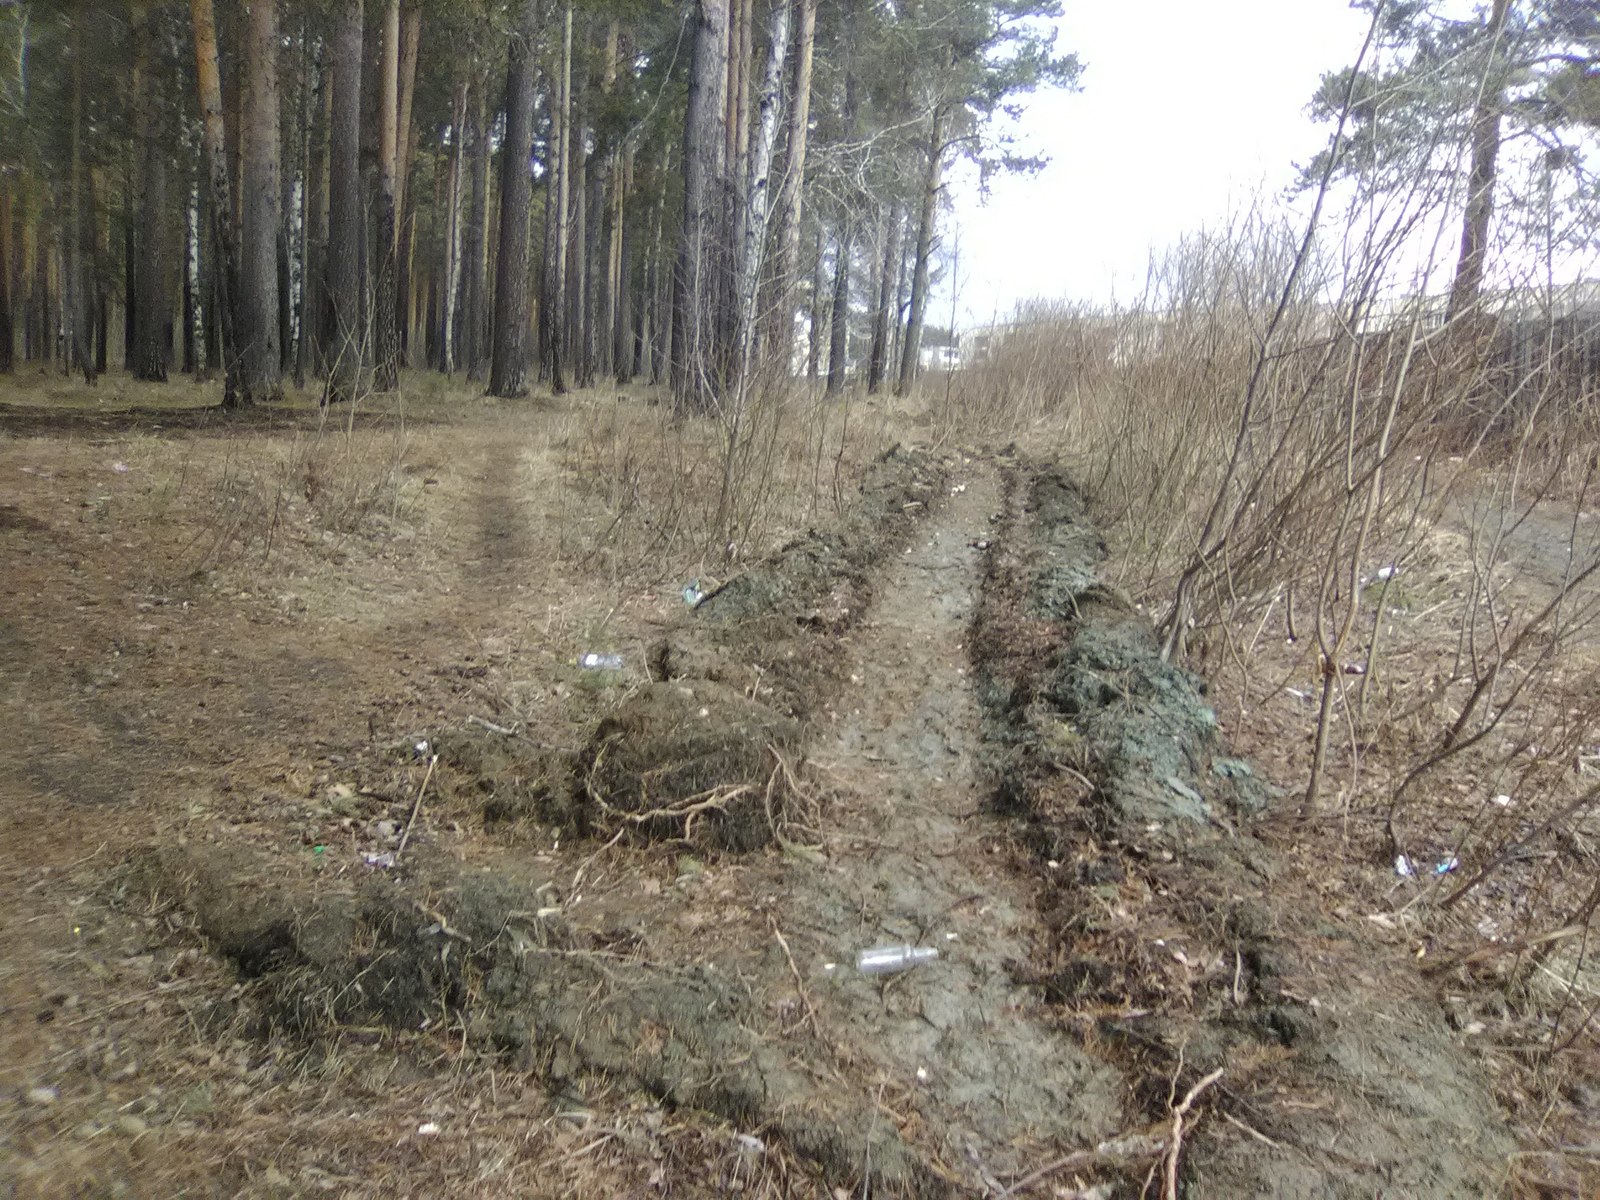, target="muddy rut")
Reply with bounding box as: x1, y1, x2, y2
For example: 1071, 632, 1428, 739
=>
784, 464, 1121, 1180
